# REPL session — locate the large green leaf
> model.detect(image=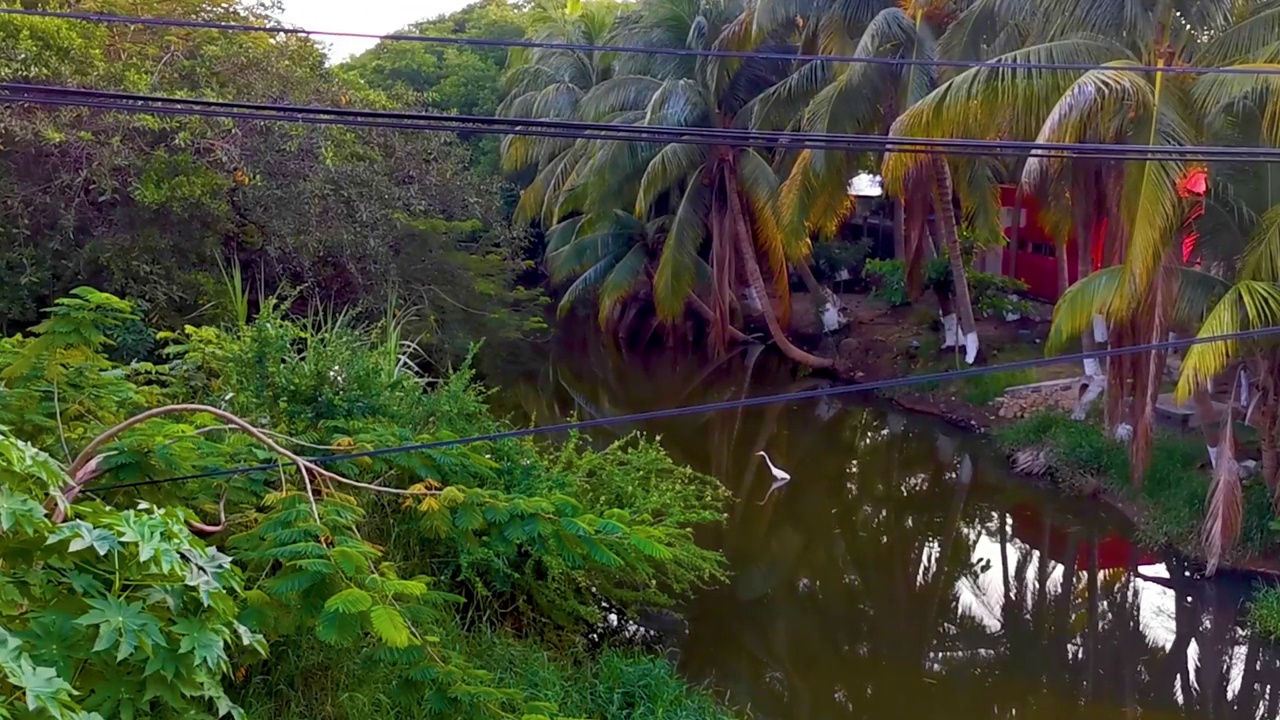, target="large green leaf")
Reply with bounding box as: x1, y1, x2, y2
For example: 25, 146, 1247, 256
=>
597, 244, 651, 326
653, 180, 710, 321
1176, 281, 1280, 401
635, 148, 708, 218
